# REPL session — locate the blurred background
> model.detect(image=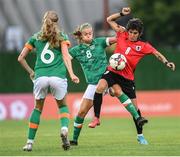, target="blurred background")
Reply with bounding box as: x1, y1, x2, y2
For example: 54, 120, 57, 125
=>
0, 0, 180, 120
